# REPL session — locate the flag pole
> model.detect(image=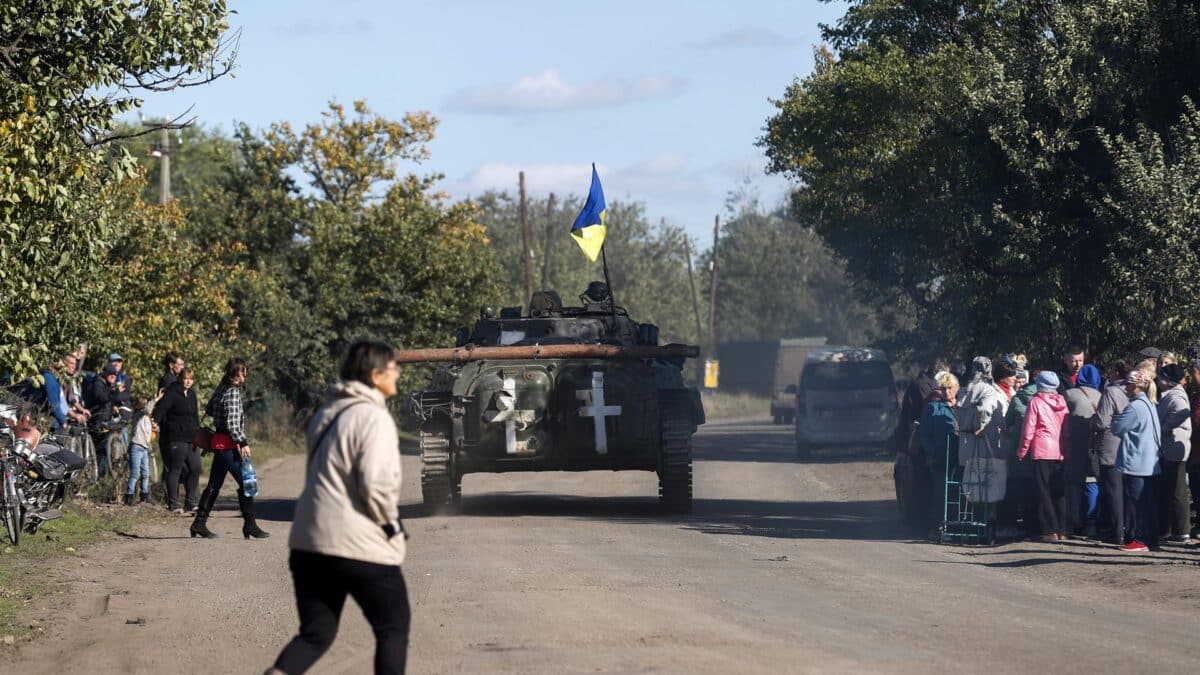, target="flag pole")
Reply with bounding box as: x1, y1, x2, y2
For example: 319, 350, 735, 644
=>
600, 244, 616, 318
